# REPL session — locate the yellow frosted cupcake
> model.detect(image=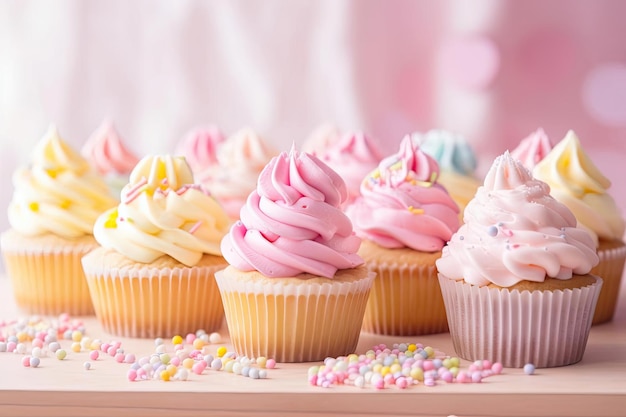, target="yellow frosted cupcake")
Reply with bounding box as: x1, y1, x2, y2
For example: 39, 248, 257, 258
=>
437, 152, 602, 368
217, 148, 373, 362
346, 135, 461, 336
1, 126, 117, 315
81, 155, 231, 338
533, 130, 626, 325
